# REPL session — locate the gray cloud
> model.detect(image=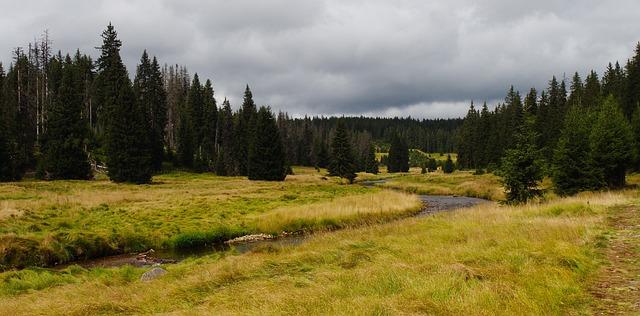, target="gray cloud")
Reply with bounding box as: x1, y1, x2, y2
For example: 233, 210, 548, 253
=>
1, 0, 639, 118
